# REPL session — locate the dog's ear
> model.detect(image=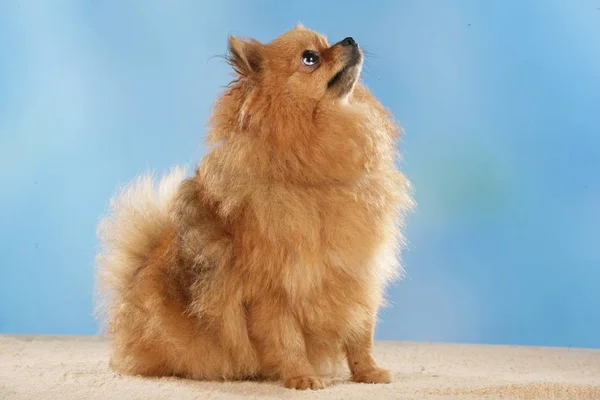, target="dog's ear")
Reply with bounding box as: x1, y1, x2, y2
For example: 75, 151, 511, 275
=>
227, 36, 263, 78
